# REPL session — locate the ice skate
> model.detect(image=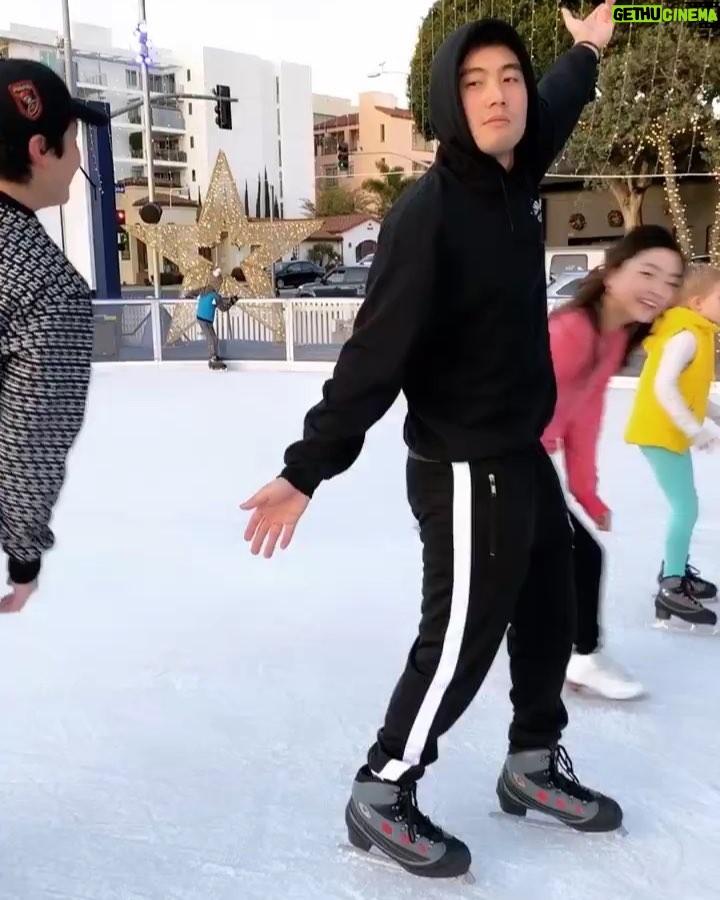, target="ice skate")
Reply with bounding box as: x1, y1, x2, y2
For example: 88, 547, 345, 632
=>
343, 766, 473, 881
565, 651, 644, 701
654, 576, 717, 633
495, 746, 623, 833
657, 561, 717, 603
208, 355, 227, 371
